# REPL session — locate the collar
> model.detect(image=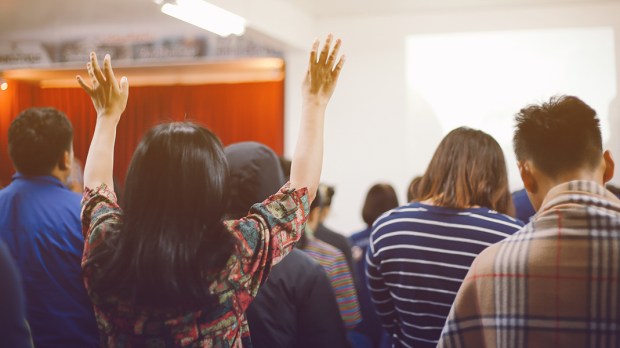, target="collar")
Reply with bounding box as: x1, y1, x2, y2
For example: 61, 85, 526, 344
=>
539, 180, 620, 215
12, 172, 66, 189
